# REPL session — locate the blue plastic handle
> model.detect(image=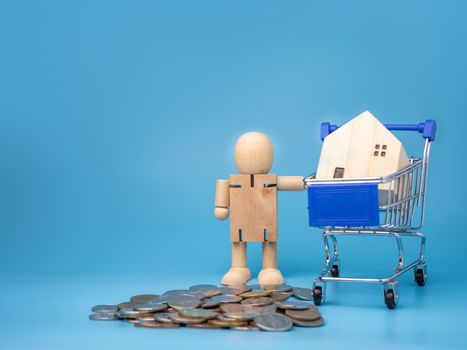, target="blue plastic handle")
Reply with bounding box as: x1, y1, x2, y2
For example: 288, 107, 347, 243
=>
321, 119, 437, 141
